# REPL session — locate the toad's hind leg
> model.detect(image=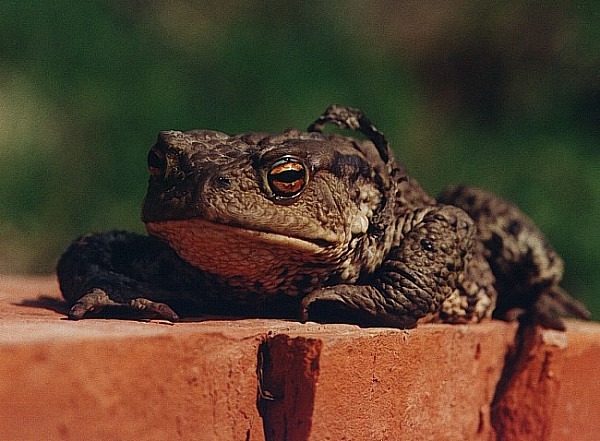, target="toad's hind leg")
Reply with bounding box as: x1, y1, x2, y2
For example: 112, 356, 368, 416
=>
439, 185, 590, 330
